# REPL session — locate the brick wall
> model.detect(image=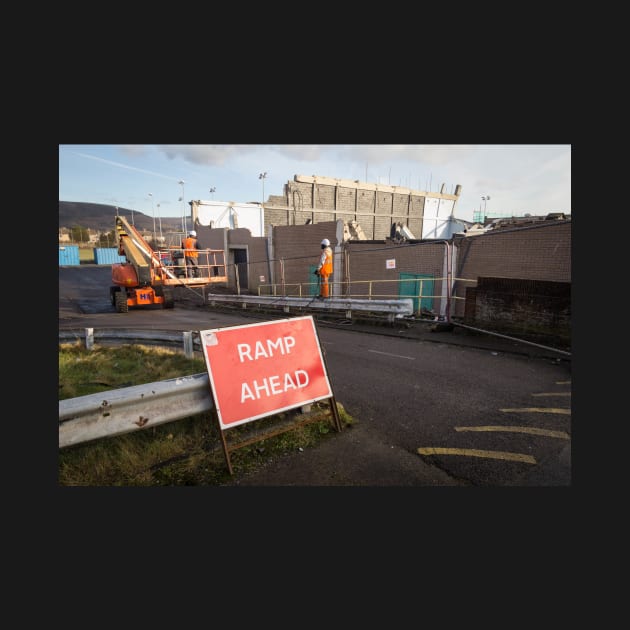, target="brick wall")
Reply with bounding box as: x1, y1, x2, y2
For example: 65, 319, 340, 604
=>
197, 225, 270, 293
271, 221, 339, 295
344, 241, 446, 308
197, 215, 572, 343
464, 277, 571, 345
269, 224, 448, 306
452, 221, 571, 318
